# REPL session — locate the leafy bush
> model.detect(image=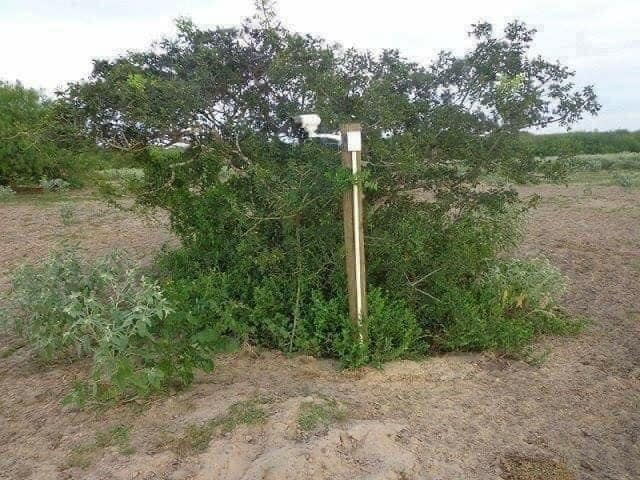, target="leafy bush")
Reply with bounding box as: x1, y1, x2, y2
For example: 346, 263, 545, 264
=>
613, 174, 633, 188
568, 152, 640, 171
4, 246, 227, 404
0, 82, 78, 185
337, 288, 424, 367
161, 272, 247, 354
437, 258, 580, 352
300, 288, 423, 367
146, 141, 429, 365
59, 202, 76, 225
504, 152, 640, 184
